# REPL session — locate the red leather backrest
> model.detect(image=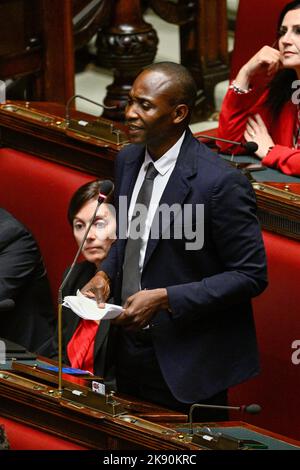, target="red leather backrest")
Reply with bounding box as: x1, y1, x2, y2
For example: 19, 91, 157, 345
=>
229, 231, 300, 440
0, 148, 93, 303
0, 416, 87, 450
230, 0, 288, 79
